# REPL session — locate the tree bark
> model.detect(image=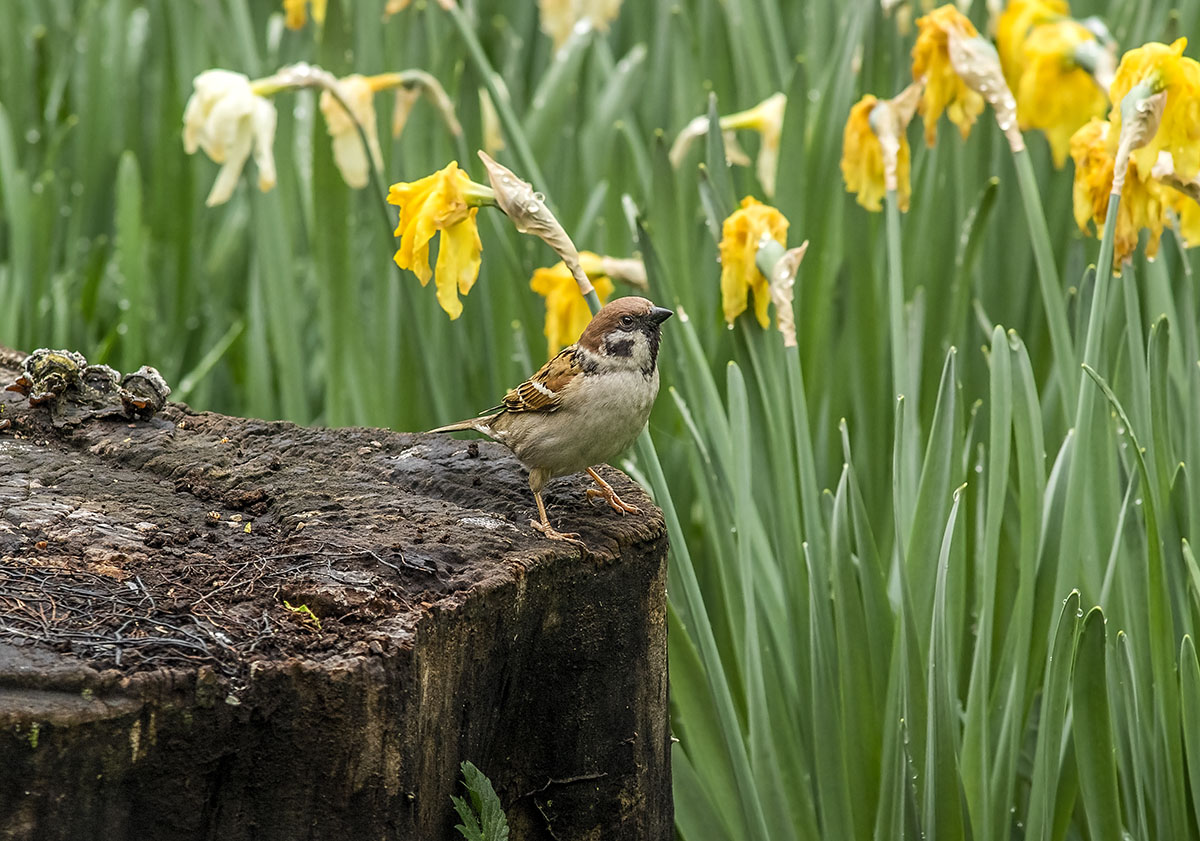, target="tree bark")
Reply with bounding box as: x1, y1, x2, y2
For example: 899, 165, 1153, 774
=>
0, 348, 671, 841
